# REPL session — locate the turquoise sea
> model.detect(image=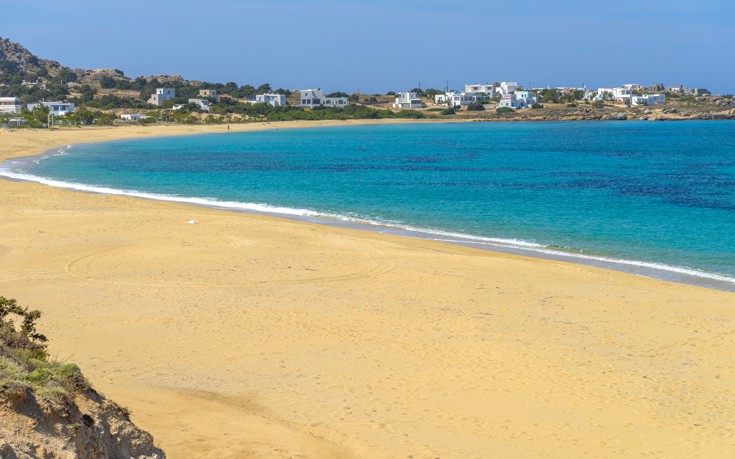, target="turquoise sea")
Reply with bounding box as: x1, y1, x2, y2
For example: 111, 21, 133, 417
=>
2, 121, 734, 290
